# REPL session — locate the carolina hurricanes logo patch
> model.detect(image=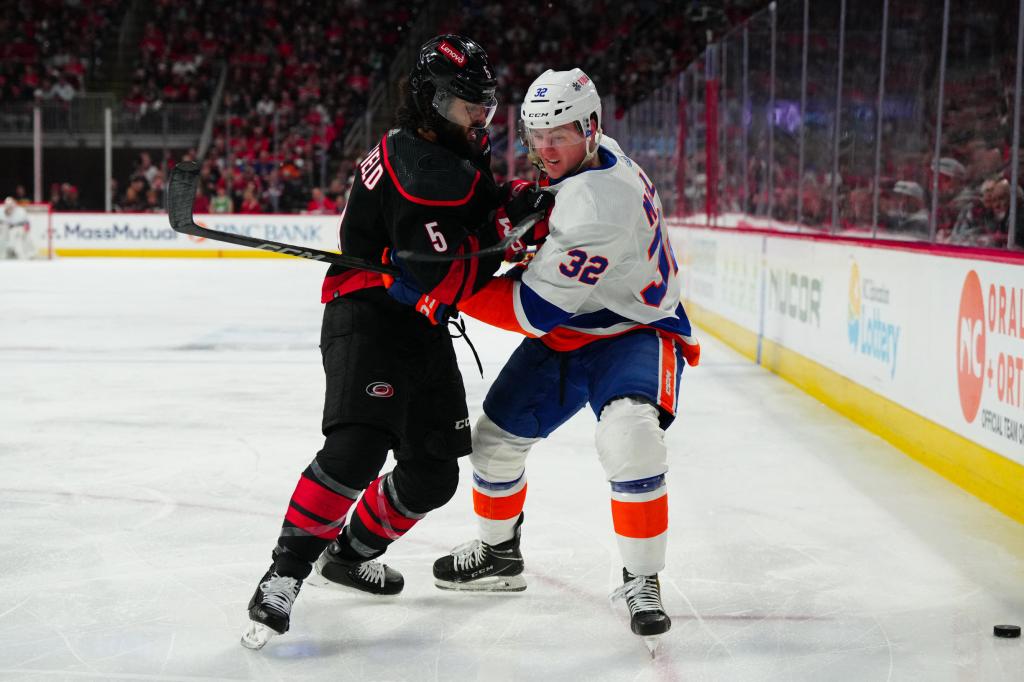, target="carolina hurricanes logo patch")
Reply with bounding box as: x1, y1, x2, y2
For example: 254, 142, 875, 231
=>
438, 40, 466, 66
366, 382, 395, 398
